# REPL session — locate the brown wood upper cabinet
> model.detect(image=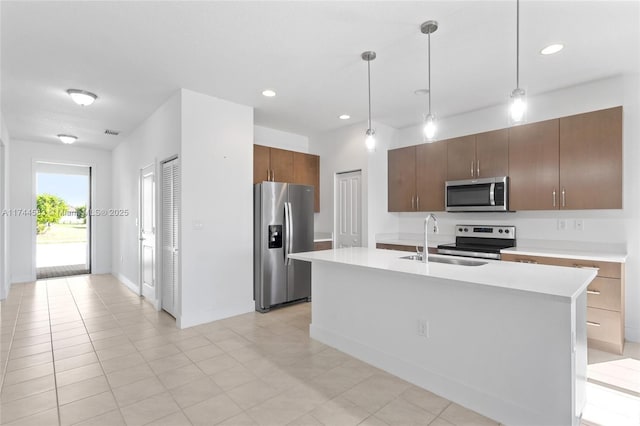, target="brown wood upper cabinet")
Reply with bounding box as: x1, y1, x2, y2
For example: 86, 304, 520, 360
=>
559, 106, 622, 209
509, 107, 622, 210
293, 152, 320, 212
388, 143, 447, 212
509, 119, 560, 210
253, 144, 320, 212
446, 131, 508, 181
